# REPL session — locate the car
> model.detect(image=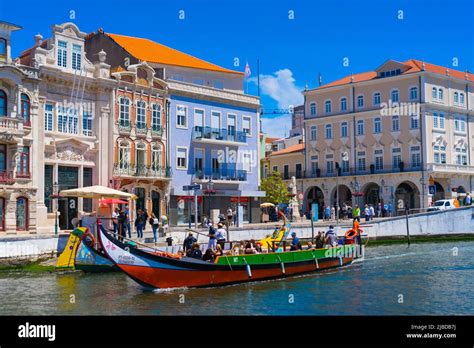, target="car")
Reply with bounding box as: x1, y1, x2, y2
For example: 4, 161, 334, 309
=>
427, 199, 458, 212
